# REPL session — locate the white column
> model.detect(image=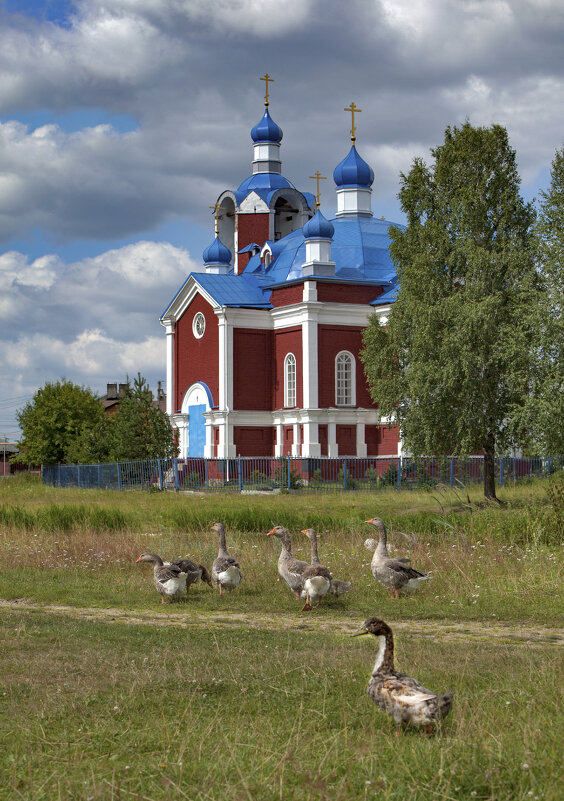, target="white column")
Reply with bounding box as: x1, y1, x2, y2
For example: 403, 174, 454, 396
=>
356, 422, 367, 458
328, 422, 338, 457
177, 417, 189, 458
164, 321, 175, 416
204, 421, 214, 458
274, 422, 283, 457
292, 423, 301, 457
302, 302, 318, 410
217, 311, 233, 412
302, 422, 321, 457
217, 417, 236, 458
